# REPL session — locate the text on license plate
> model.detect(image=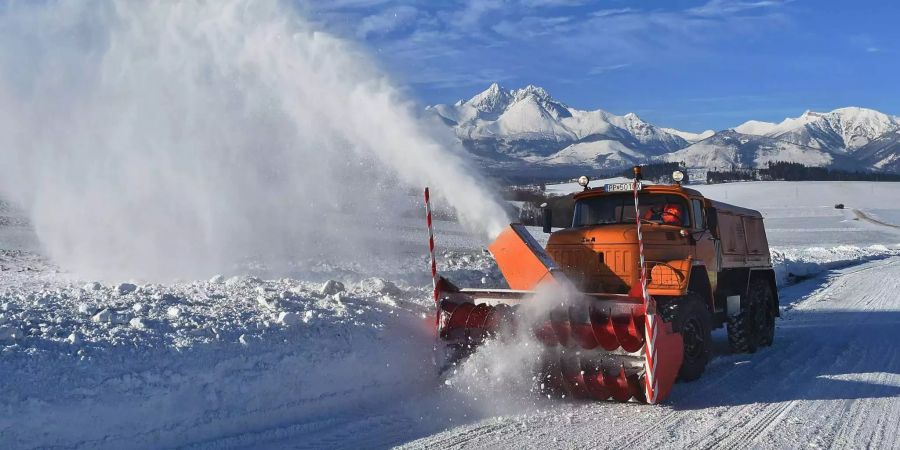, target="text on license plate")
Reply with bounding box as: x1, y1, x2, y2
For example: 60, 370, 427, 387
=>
604, 182, 641, 192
